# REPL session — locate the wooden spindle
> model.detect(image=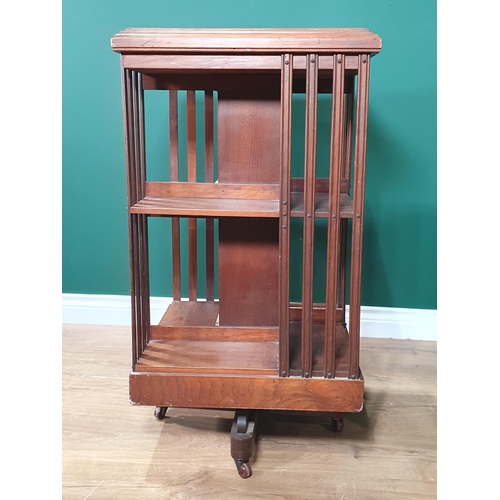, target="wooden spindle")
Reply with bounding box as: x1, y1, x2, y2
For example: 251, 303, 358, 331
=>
301, 54, 318, 378
137, 75, 151, 349
349, 55, 370, 379
337, 79, 354, 326
169, 91, 181, 301
204, 91, 215, 301
279, 54, 293, 377
342, 76, 355, 184
138, 214, 150, 352
324, 54, 345, 378
337, 219, 348, 326
187, 90, 198, 301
